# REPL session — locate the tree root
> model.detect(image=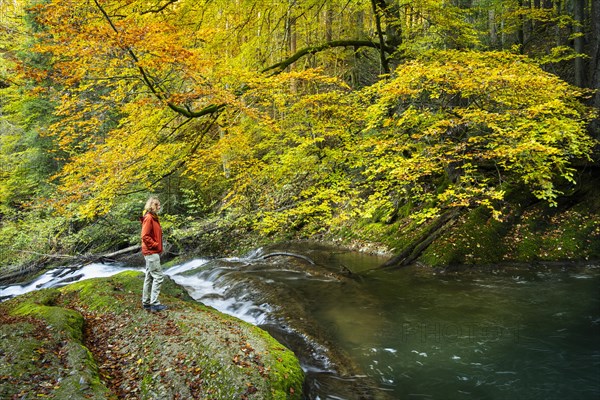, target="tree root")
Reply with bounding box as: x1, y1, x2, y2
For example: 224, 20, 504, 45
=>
261, 252, 316, 265
380, 208, 463, 269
